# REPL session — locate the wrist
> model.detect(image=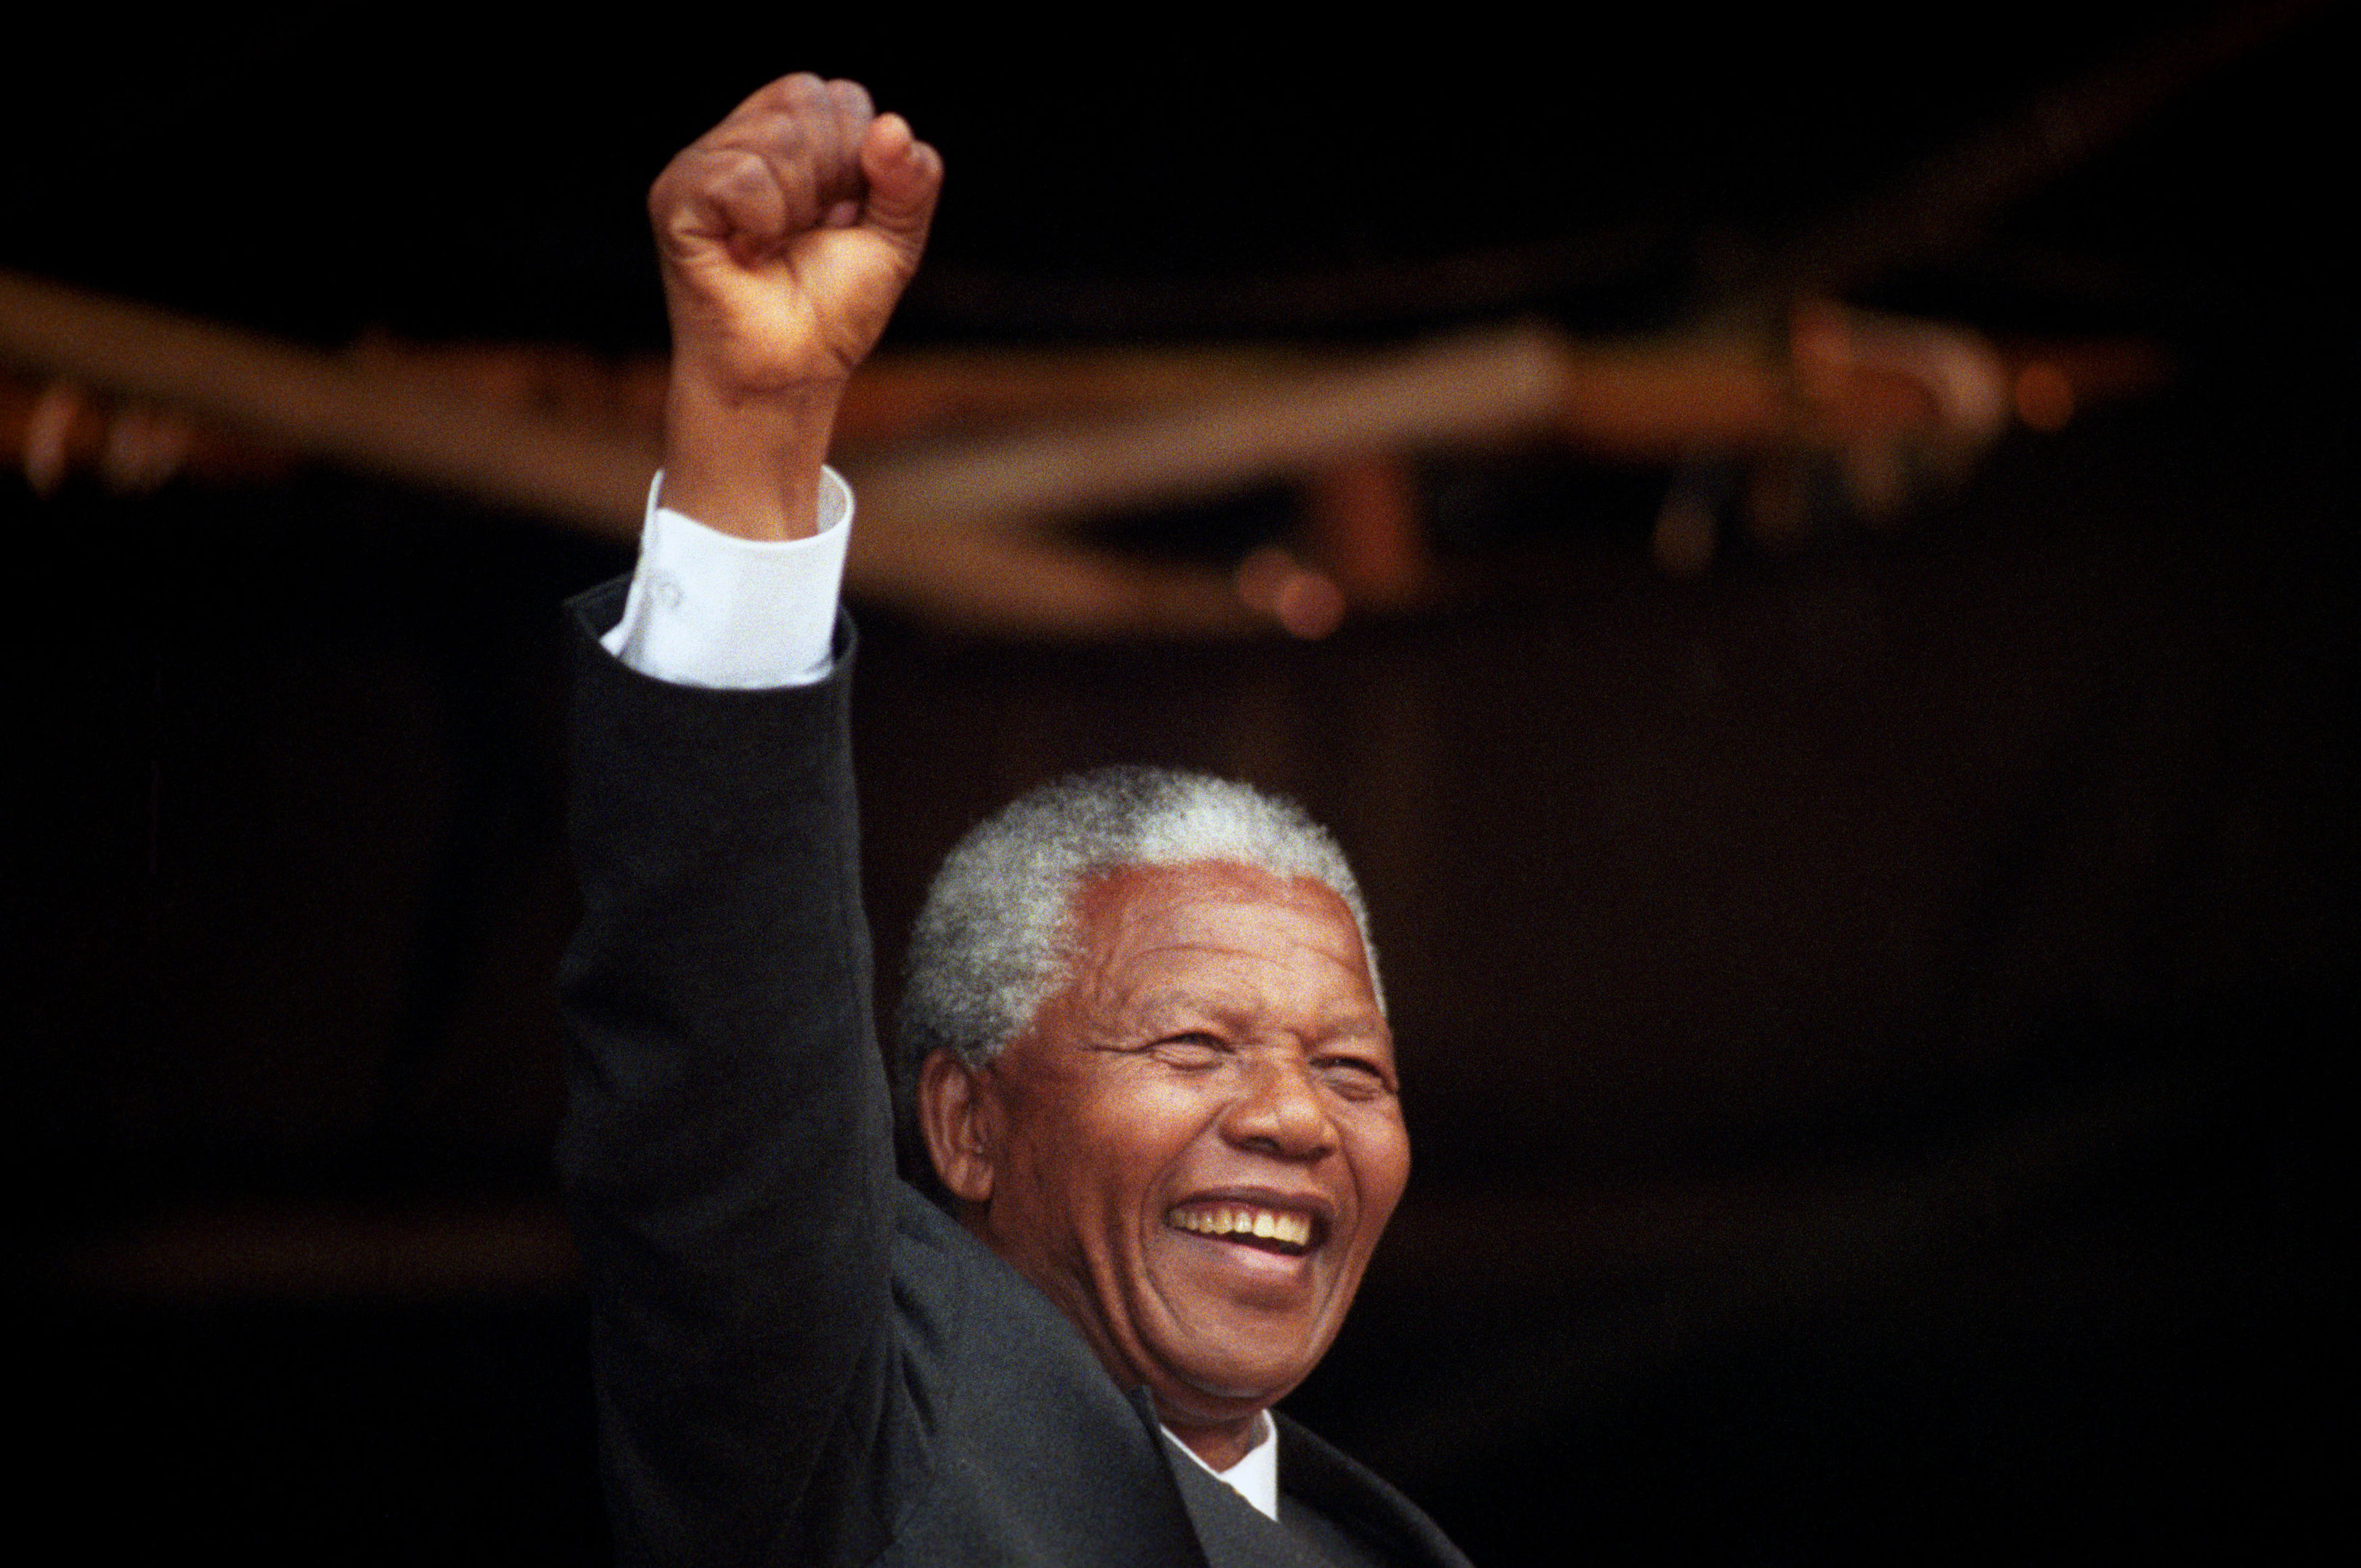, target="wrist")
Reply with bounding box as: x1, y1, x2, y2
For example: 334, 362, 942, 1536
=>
660, 374, 841, 540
